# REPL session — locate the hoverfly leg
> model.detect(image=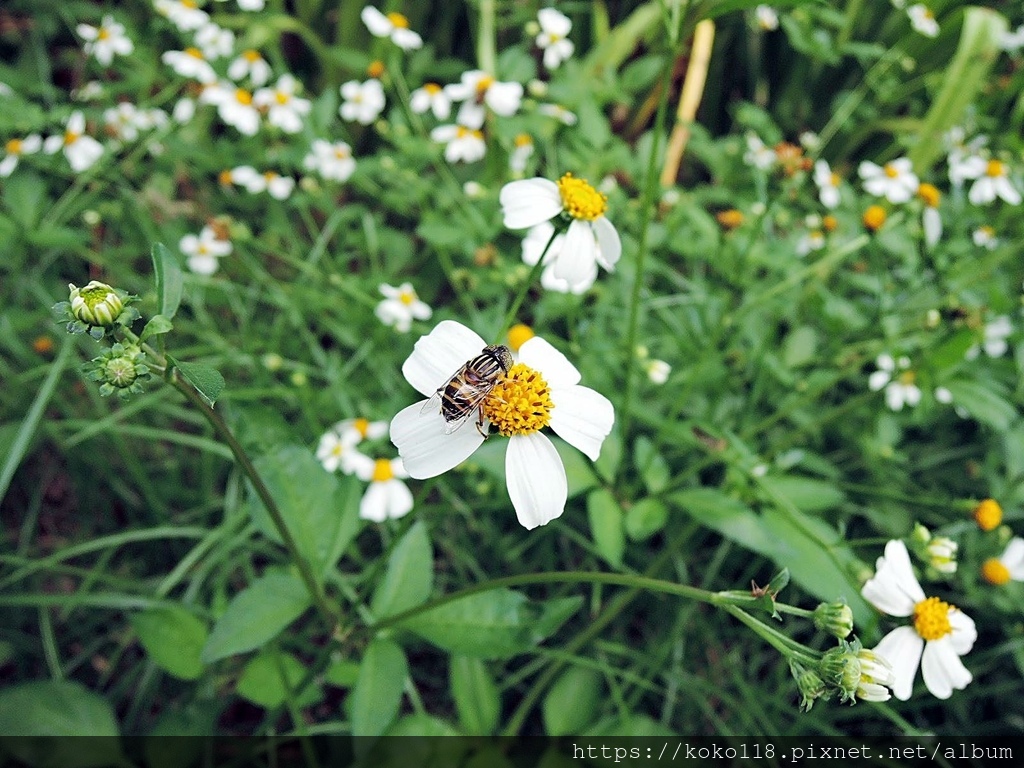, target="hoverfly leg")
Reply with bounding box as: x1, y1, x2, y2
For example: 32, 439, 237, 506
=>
475, 407, 489, 439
